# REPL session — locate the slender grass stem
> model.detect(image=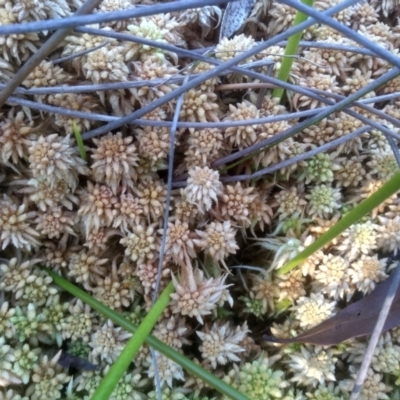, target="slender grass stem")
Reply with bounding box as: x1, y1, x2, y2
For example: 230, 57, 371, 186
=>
277, 171, 400, 275
272, 0, 314, 101
91, 281, 174, 400
73, 122, 87, 161
43, 267, 250, 400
